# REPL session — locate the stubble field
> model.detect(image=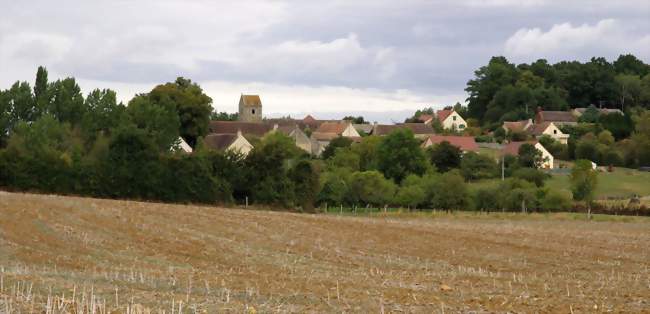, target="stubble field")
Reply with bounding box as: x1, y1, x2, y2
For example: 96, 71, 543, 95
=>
0, 191, 649, 313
